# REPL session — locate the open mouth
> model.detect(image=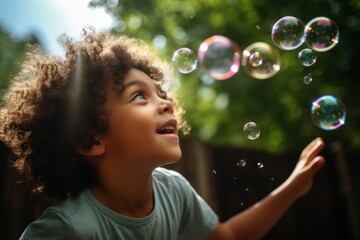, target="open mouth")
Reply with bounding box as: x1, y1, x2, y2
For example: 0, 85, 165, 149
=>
156, 119, 177, 134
